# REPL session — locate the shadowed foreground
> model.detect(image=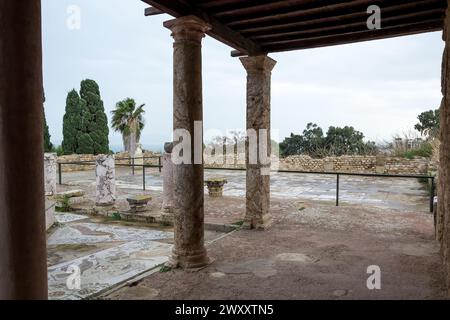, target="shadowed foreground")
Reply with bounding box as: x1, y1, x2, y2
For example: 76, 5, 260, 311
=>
105, 200, 447, 300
